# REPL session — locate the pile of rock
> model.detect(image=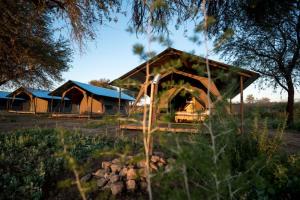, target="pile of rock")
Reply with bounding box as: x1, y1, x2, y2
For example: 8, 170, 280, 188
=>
81, 153, 173, 196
